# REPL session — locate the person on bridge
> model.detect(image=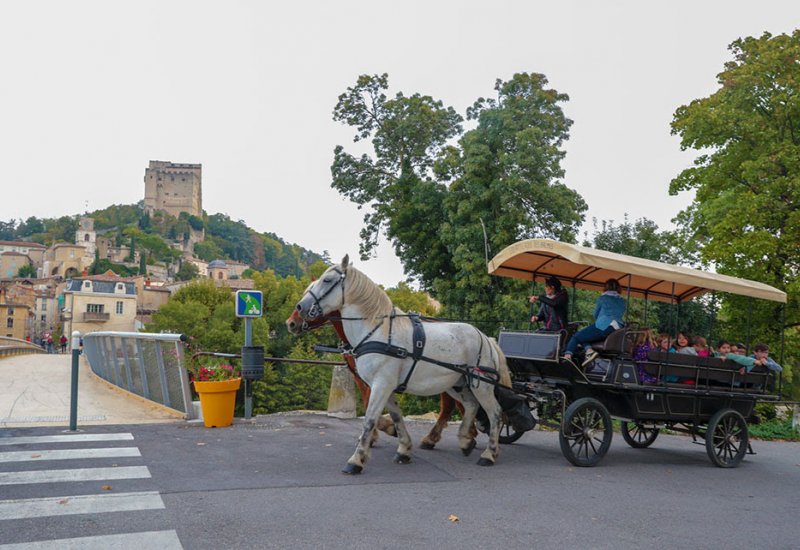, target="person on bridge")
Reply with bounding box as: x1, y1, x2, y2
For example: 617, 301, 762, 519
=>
59, 334, 67, 353
563, 278, 626, 366
528, 276, 569, 332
